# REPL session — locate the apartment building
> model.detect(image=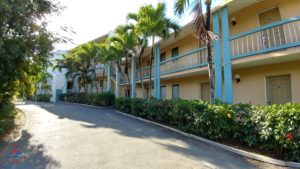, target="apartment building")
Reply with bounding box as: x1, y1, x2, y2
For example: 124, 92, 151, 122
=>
111, 0, 300, 105
70, 0, 300, 105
